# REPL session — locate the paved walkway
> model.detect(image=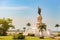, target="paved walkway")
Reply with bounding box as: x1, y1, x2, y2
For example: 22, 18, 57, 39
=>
55, 36, 60, 40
